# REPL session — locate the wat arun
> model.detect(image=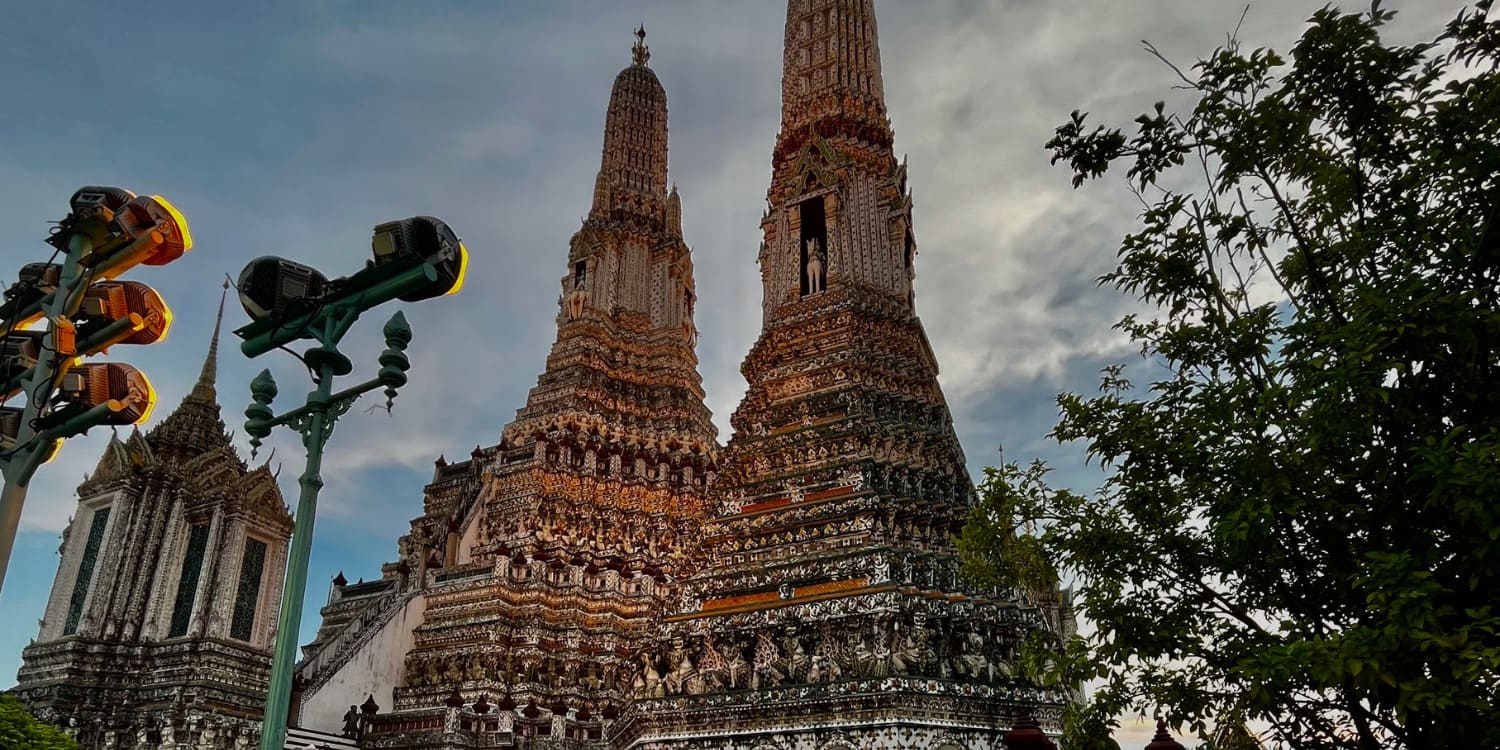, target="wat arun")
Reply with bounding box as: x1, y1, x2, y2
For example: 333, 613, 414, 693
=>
291, 2, 1073, 748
